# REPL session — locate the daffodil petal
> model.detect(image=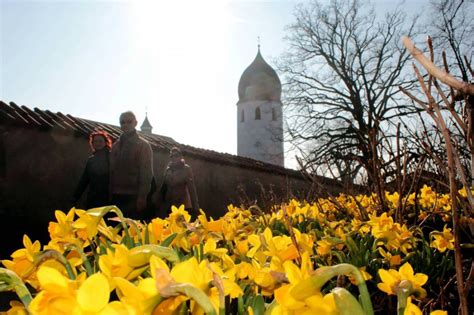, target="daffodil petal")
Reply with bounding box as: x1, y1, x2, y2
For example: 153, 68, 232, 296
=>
77, 273, 110, 312
37, 266, 69, 291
